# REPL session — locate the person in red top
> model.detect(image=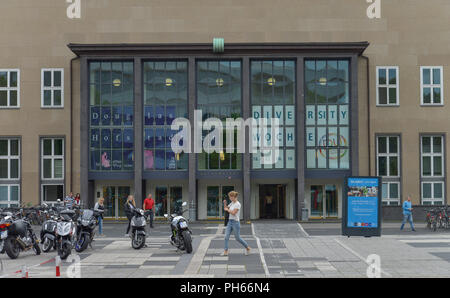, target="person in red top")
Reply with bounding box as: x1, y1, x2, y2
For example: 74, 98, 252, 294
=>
143, 194, 155, 228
